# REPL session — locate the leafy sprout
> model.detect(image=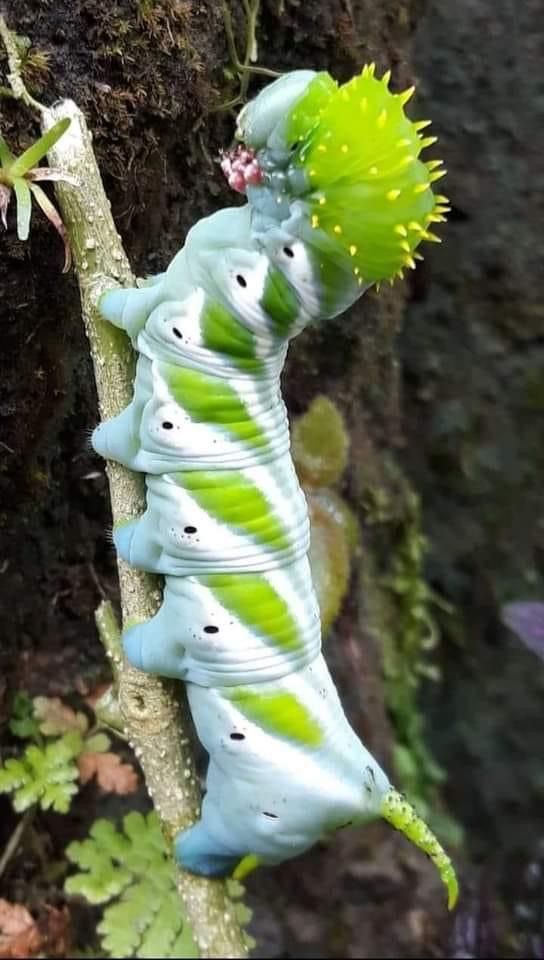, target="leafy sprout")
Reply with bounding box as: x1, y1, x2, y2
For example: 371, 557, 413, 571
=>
0, 117, 75, 271
65, 812, 199, 958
